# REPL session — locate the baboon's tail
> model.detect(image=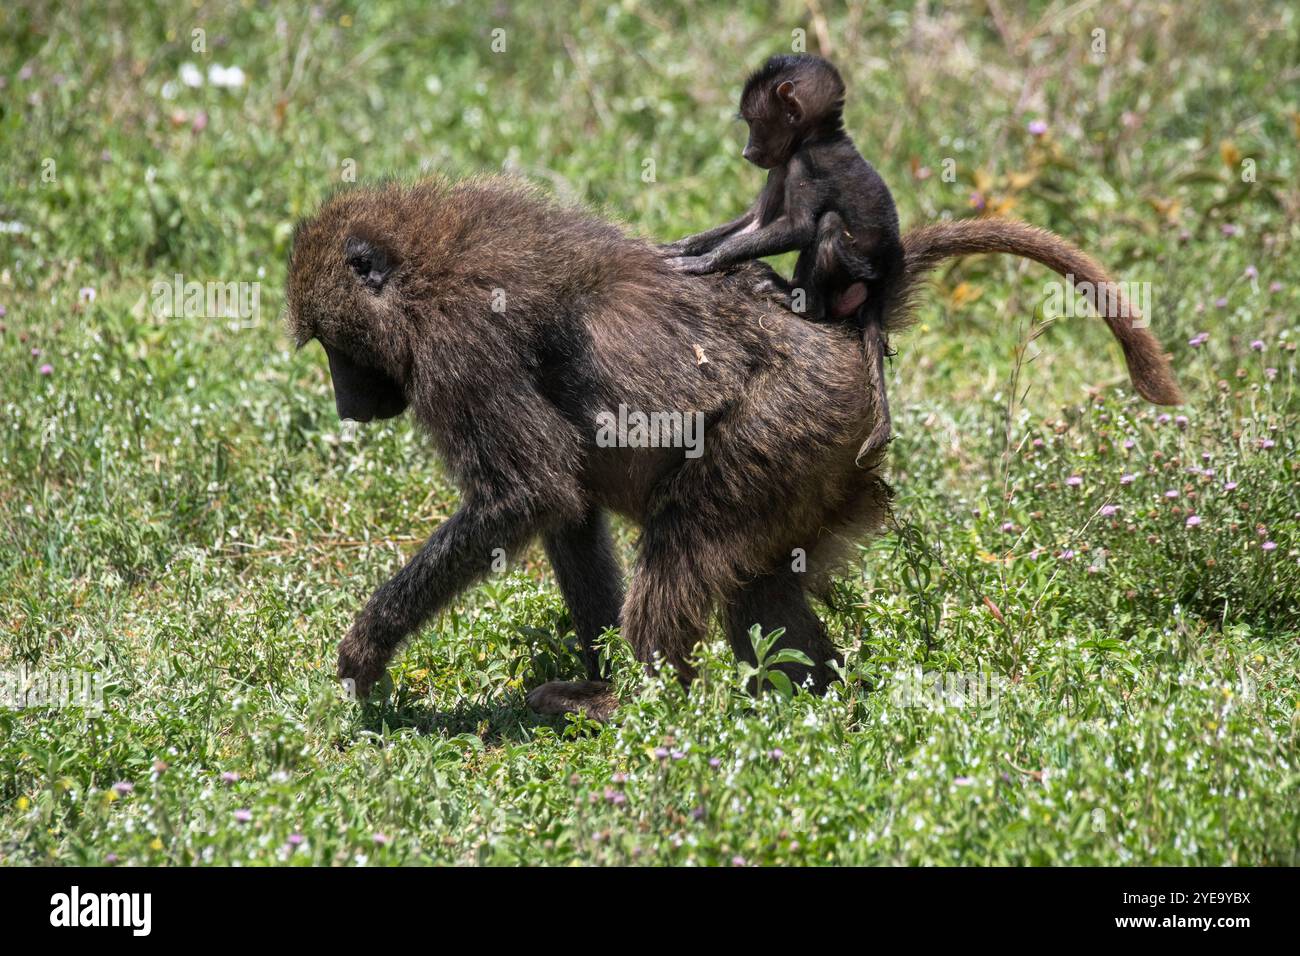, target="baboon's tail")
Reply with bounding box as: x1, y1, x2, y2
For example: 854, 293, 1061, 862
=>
894, 218, 1184, 405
